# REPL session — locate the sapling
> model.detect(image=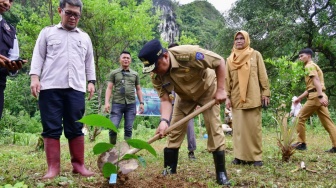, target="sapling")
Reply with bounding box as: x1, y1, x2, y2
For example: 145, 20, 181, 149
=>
78, 114, 157, 178
274, 114, 297, 162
